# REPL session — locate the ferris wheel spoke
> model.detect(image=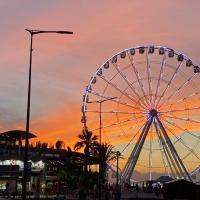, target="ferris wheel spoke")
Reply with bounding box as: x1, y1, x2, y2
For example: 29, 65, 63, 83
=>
158, 73, 197, 109
109, 120, 146, 173
127, 52, 150, 107
112, 62, 147, 108
90, 91, 145, 111
146, 50, 153, 105
162, 114, 200, 124
164, 125, 200, 161
121, 121, 146, 154
99, 75, 146, 109
154, 54, 166, 106
117, 118, 146, 142
159, 106, 200, 114
91, 115, 145, 132
158, 91, 200, 110
86, 110, 146, 115
163, 119, 200, 140
155, 61, 184, 108
125, 119, 146, 132
159, 97, 197, 113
